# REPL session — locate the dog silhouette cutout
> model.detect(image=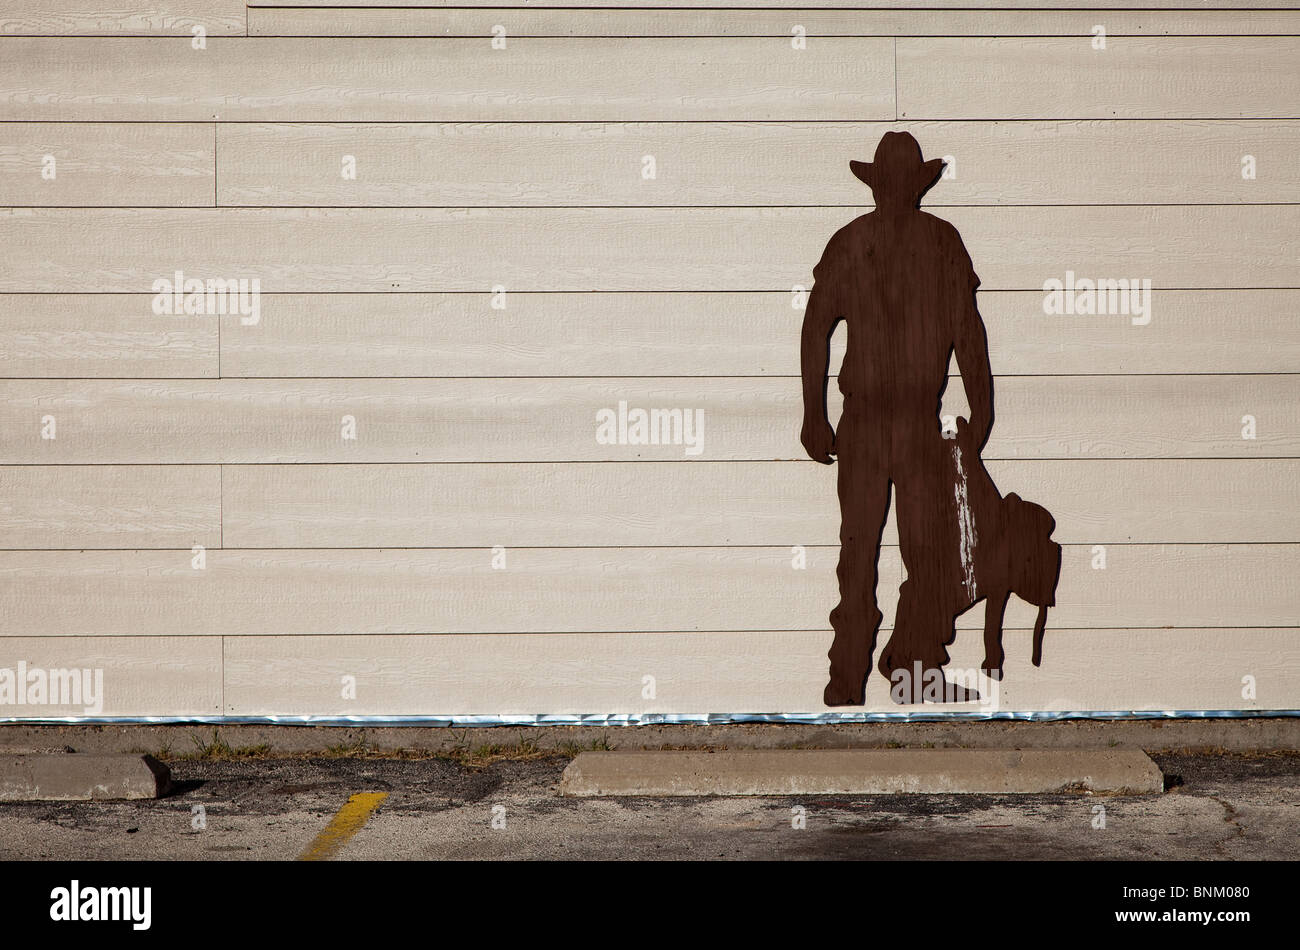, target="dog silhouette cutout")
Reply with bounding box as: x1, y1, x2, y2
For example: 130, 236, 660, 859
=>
893, 417, 1062, 693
